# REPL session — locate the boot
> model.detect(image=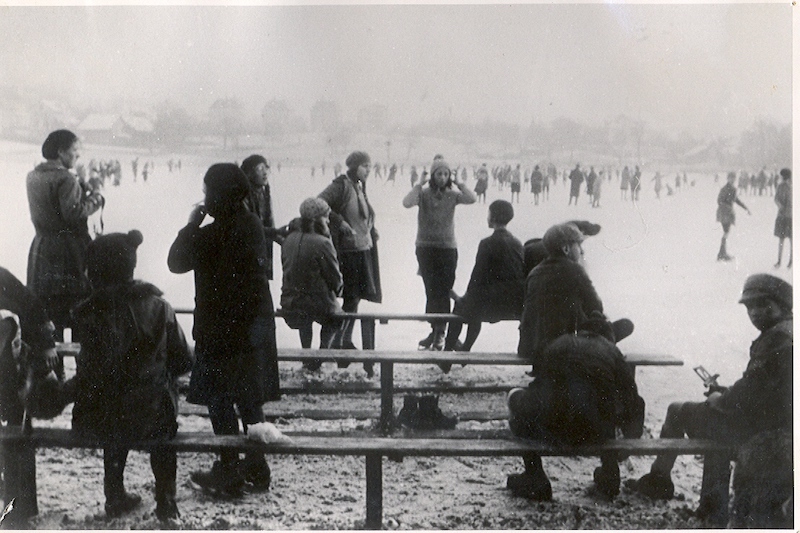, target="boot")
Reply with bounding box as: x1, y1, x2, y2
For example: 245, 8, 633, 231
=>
104, 447, 140, 518
593, 463, 620, 499
430, 325, 446, 351
417, 394, 457, 430
240, 454, 271, 493
506, 471, 553, 501
631, 471, 674, 500
717, 239, 733, 261
190, 460, 246, 498
418, 331, 434, 350
396, 394, 420, 428
105, 492, 142, 519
